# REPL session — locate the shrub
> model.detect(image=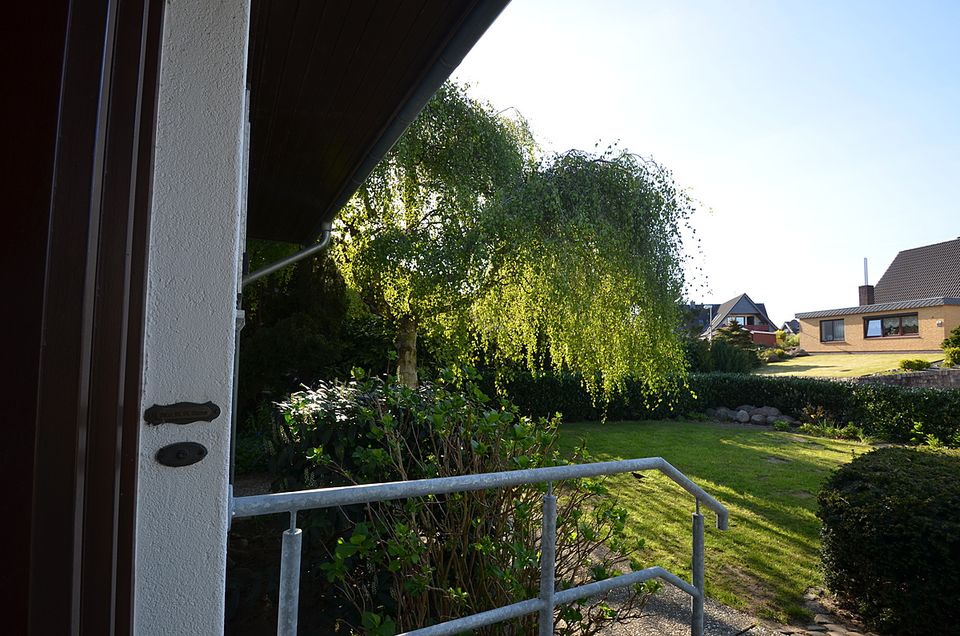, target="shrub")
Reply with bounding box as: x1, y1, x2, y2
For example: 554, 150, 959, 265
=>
274, 369, 651, 634
711, 339, 759, 372
757, 349, 780, 363
898, 358, 931, 371
500, 372, 960, 446
818, 447, 960, 633
945, 346, 960, 367
683, 336, 713, 372
784, 333, 800, 348
772, 420, 791, 432
943, 324, 960, 350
